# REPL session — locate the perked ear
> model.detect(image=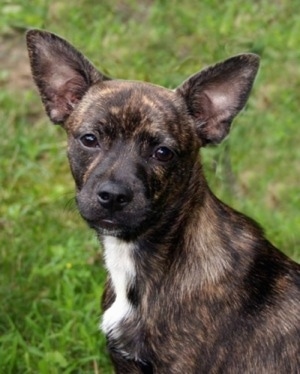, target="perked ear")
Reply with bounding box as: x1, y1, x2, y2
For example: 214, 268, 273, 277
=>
176, 54, 260, 145
26, 29, 110, 125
